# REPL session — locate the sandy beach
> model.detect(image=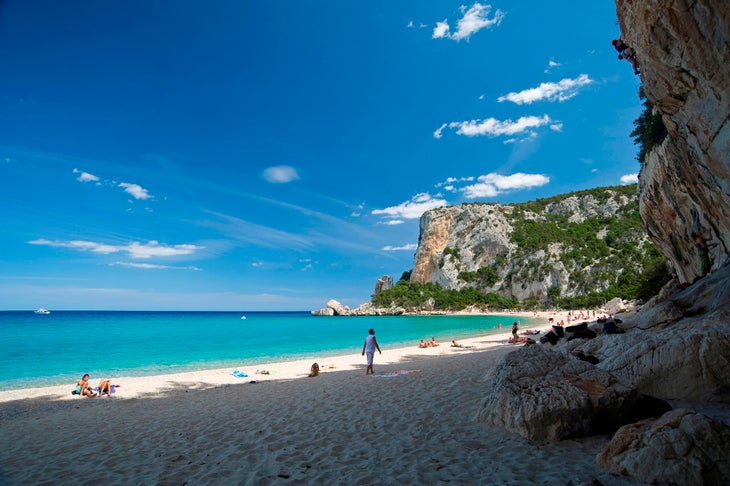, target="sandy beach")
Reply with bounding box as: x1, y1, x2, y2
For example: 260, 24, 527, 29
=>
0, 313, 645, 485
